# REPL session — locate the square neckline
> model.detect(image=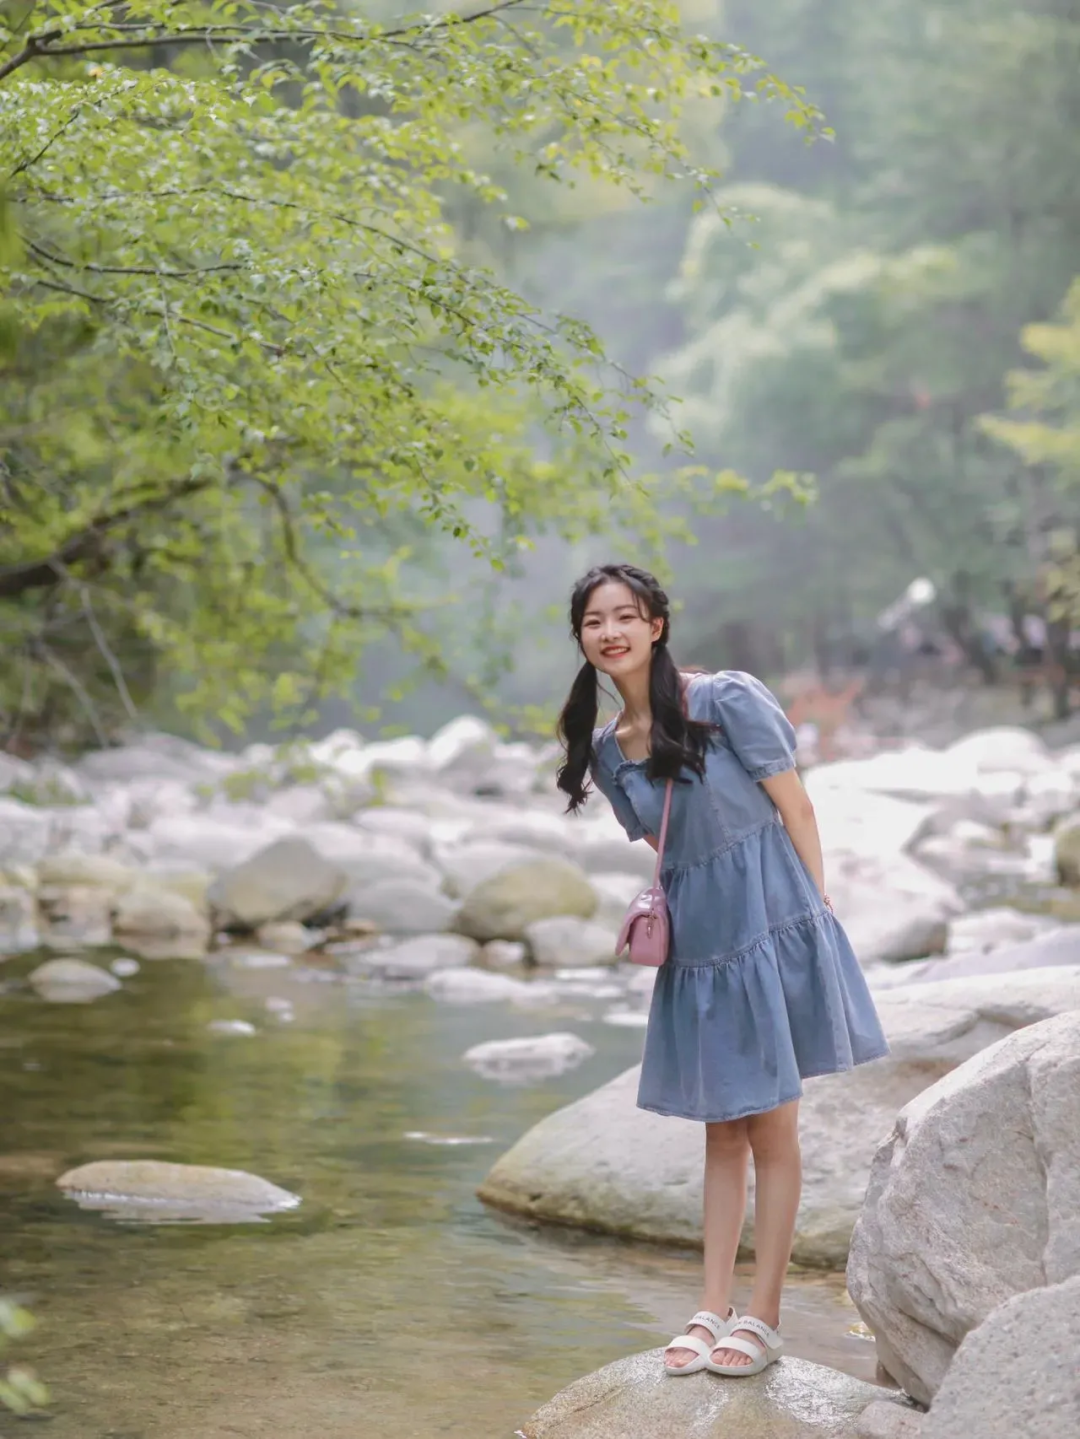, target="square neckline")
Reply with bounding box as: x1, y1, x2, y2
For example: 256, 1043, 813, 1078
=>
608, 671, 709, 767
